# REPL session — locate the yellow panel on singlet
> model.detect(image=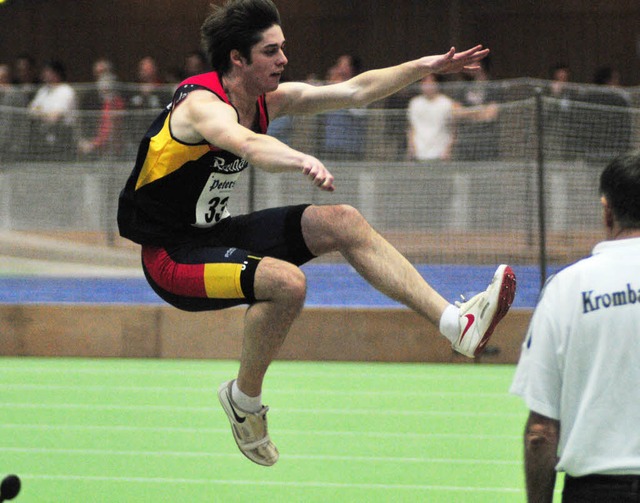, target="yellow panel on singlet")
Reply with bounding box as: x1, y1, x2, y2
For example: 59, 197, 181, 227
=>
135, 114, 211, 191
